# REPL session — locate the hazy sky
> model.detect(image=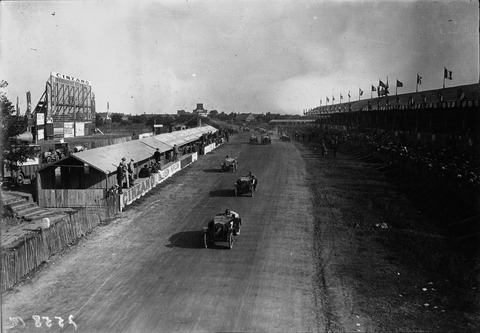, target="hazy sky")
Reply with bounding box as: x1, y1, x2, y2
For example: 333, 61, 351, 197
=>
1, 0, 478, 115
